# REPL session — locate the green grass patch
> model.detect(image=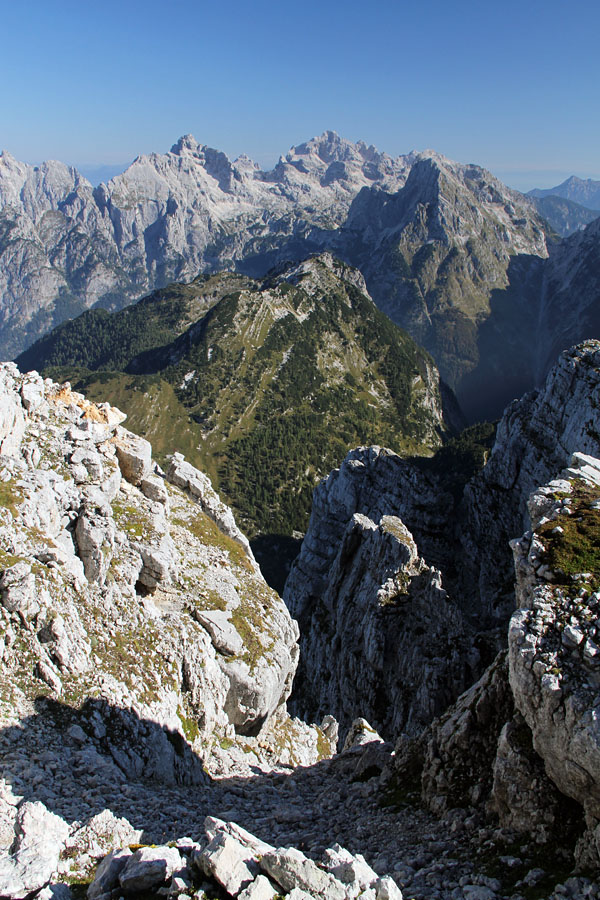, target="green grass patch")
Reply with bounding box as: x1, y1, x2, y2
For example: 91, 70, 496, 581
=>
538, 484, 600, 588
0, 480, 24, 518
173, 510, 252, 571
